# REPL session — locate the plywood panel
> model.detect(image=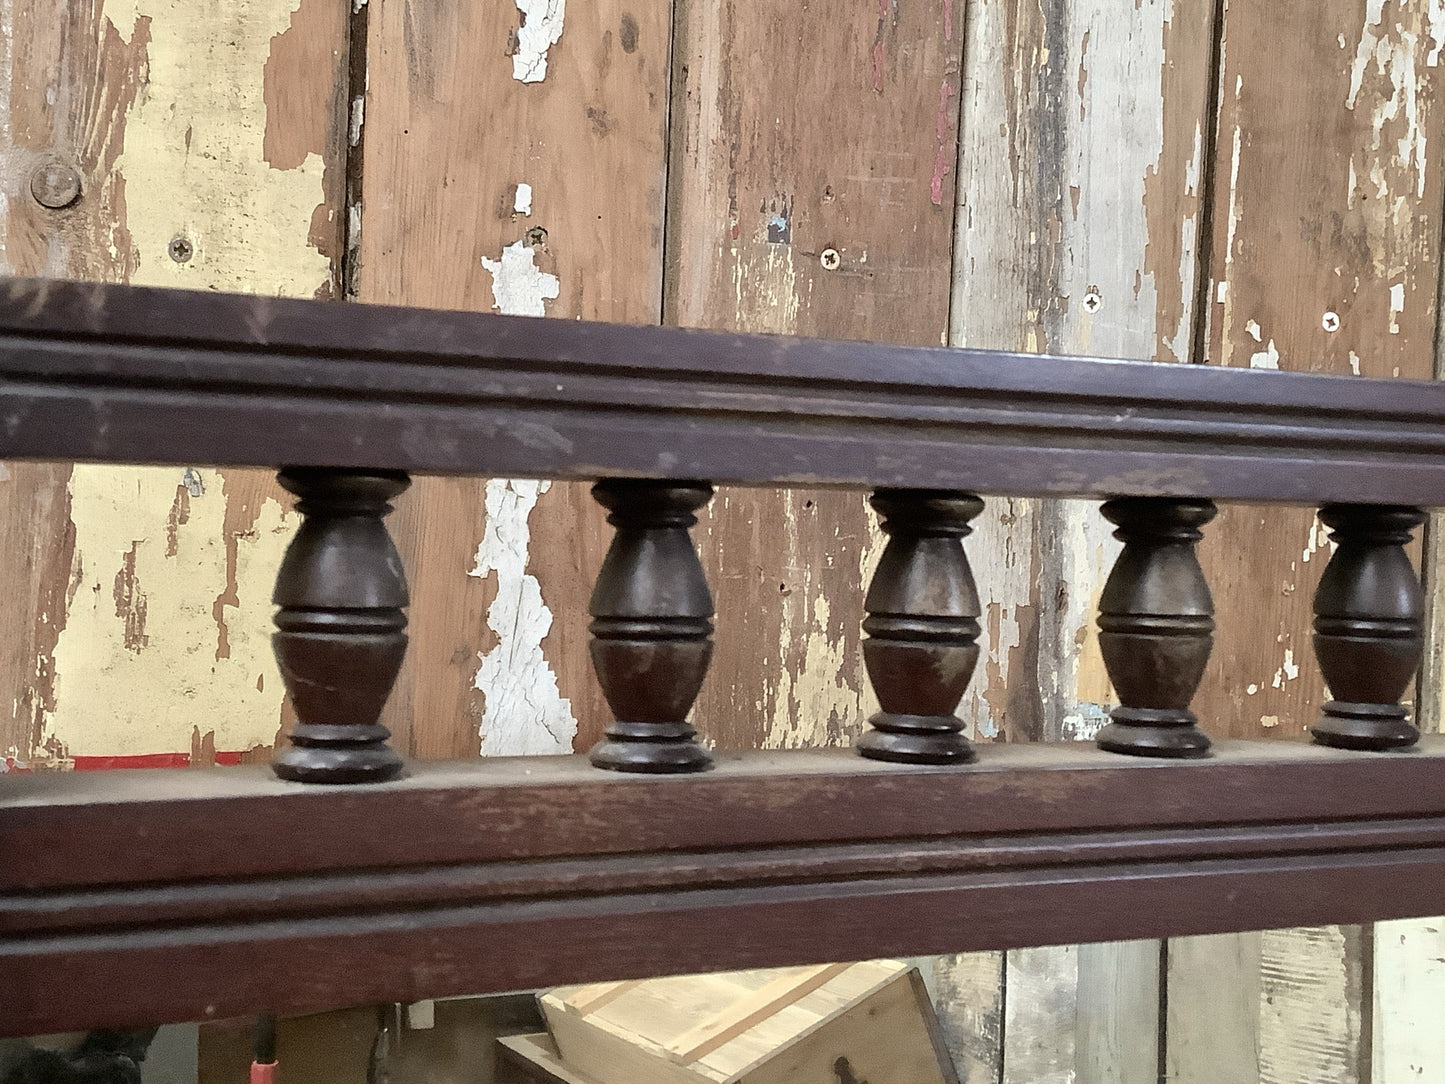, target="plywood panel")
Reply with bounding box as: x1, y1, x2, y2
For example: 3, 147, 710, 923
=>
666, 0, 965, 753
950, 0, 1216, 1077
359, 0, 672, 758
0, 0, 349, 770
1171, 4, 1445, 1082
